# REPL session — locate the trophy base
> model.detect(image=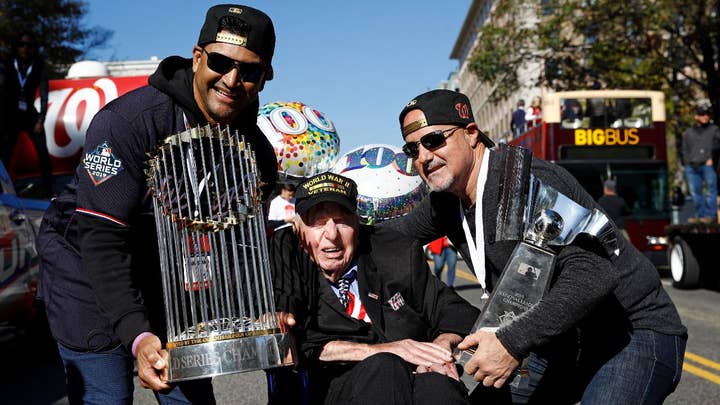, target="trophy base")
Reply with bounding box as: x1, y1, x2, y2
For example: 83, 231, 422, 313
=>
167, 332, 294, 382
